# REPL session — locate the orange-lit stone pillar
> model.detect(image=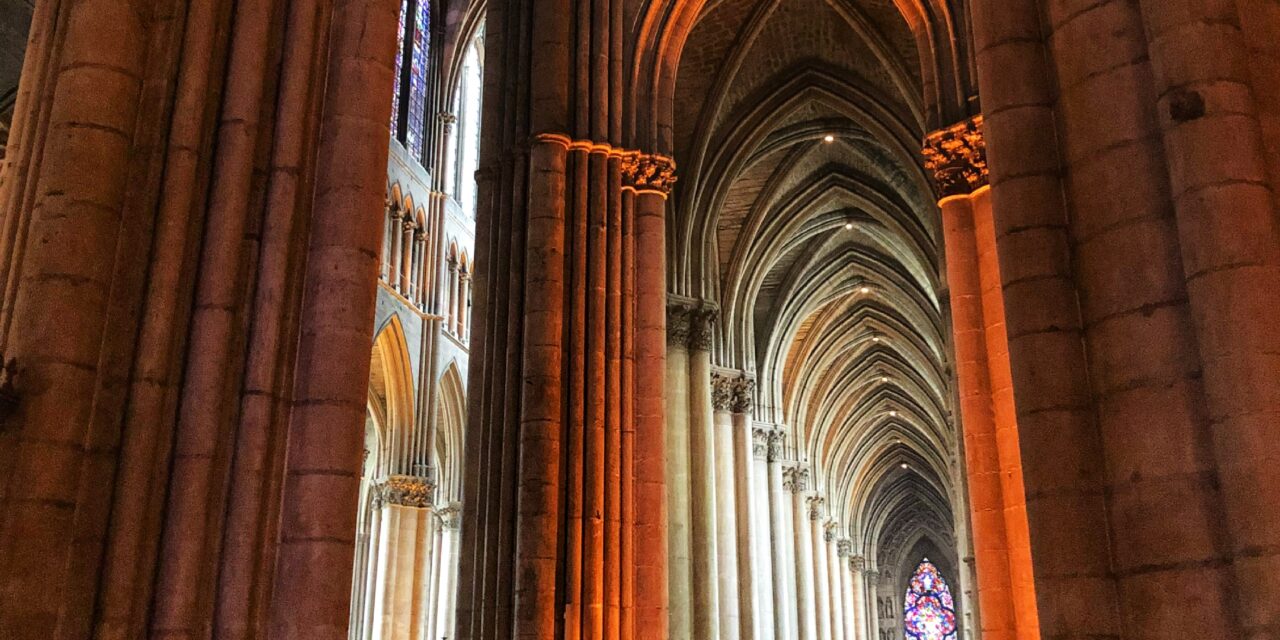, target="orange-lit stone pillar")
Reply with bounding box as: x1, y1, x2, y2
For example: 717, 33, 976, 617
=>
926, 116, 1039, 640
